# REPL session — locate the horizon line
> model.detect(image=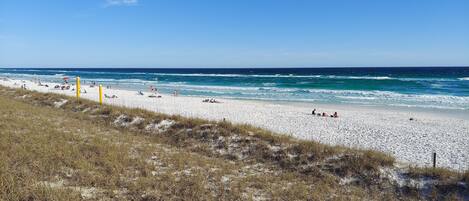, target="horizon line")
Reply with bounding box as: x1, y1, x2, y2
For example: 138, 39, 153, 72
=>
1, 65, 469, 69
